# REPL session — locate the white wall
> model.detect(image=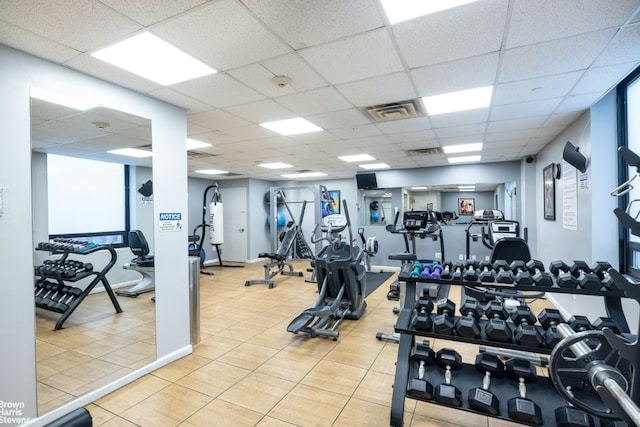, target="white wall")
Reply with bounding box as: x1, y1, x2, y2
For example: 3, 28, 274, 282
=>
0, 45, 191, 426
